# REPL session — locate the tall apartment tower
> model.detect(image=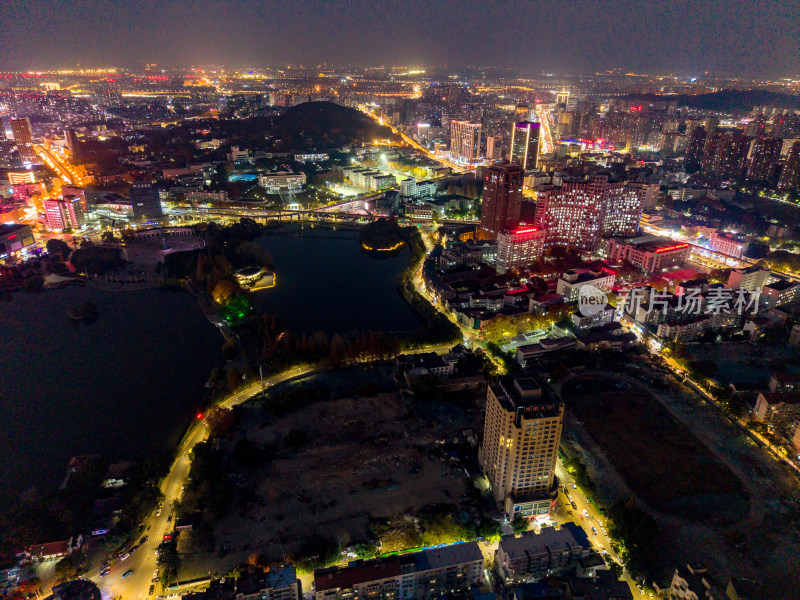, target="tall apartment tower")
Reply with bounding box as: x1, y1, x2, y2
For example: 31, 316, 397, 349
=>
64, 128, 82, 160
534, 176, 643, 252
130, 183, 163, 221
746, 137, 783, 182
684, 126, 706, 173
479, 374, 563, 519
450, 120, 481, 162
778, 141, 800, 191
510, 122, 541, 172
10, 117, 35, 161
478, 162, 524, 240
